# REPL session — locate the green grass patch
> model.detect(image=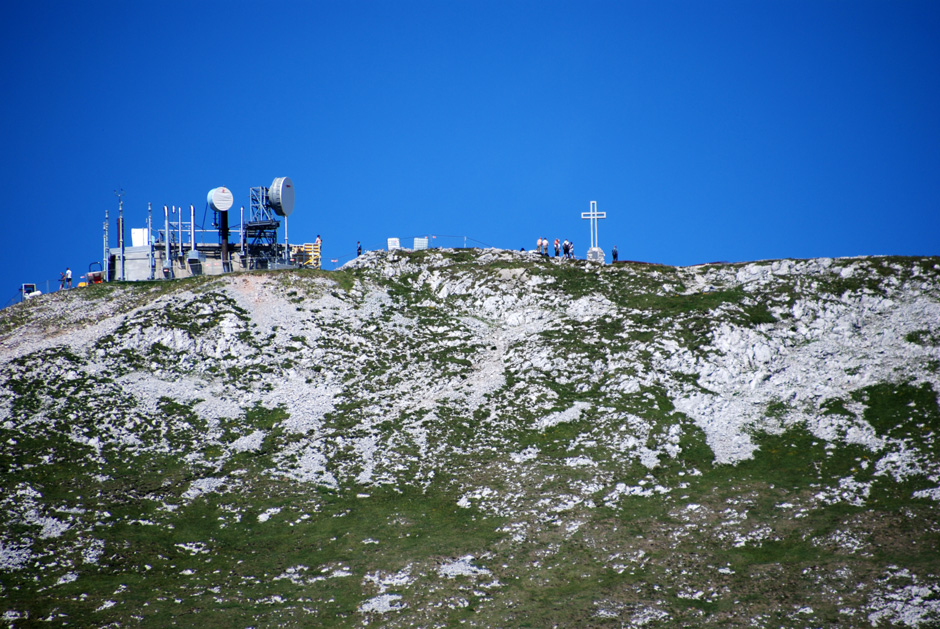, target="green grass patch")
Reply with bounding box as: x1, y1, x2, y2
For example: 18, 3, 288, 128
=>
905, 329, 940, 347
